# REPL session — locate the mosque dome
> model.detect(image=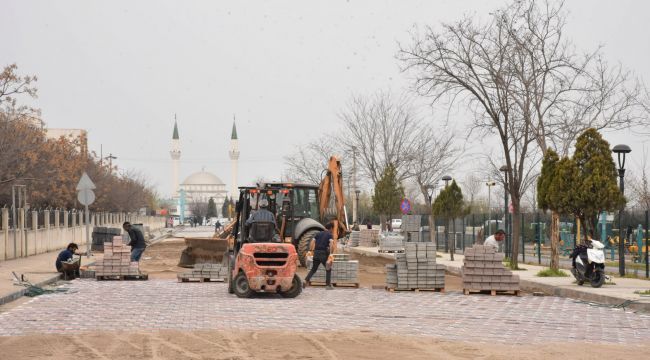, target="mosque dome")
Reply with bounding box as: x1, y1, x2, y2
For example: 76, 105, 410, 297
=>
182, 171, 225, 186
